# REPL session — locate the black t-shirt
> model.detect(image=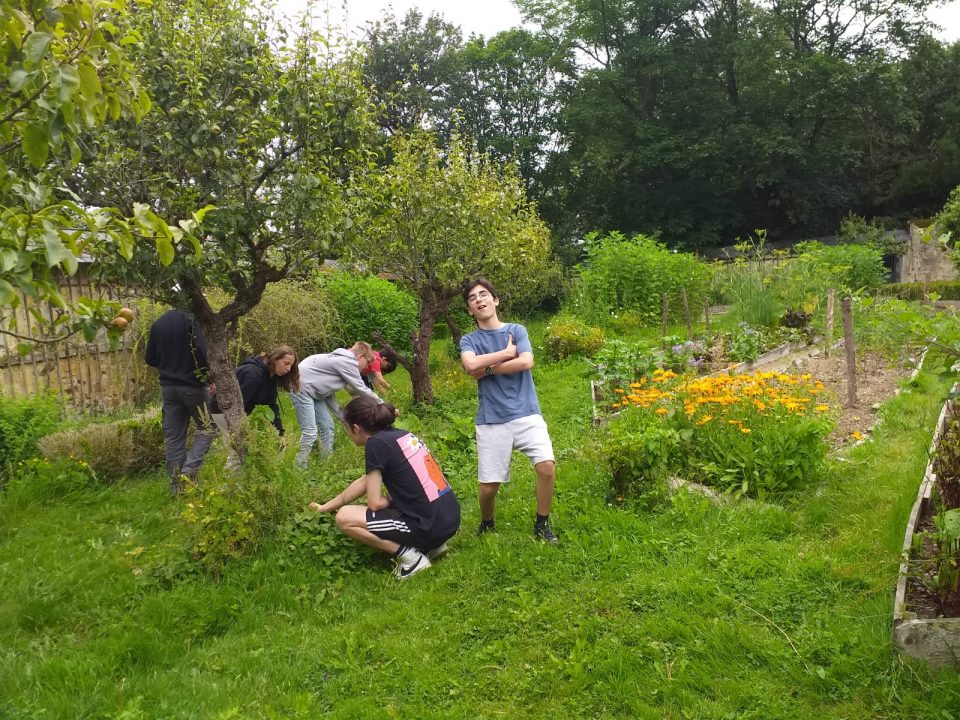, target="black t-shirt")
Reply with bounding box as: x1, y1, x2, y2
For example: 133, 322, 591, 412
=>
365, 427, 459, 537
